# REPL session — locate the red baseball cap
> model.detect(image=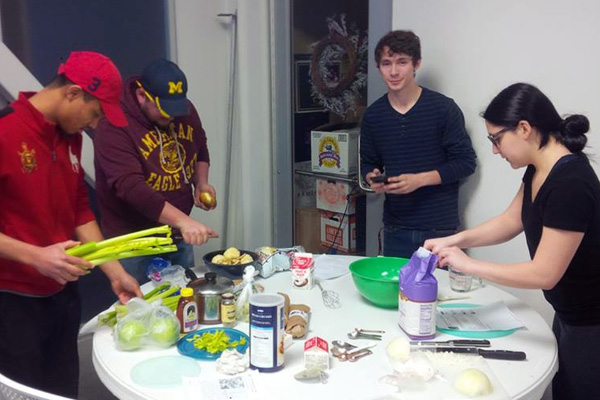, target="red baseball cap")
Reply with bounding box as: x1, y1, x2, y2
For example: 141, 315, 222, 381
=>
58, 51, 127, 127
